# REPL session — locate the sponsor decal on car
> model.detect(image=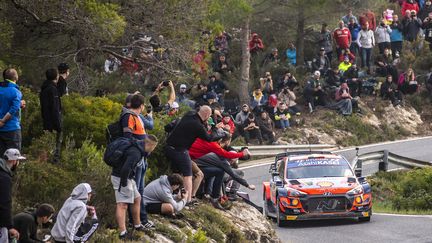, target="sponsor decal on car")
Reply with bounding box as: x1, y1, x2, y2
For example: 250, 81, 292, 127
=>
288, 158, 343, 168
316, 181, 334, 187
